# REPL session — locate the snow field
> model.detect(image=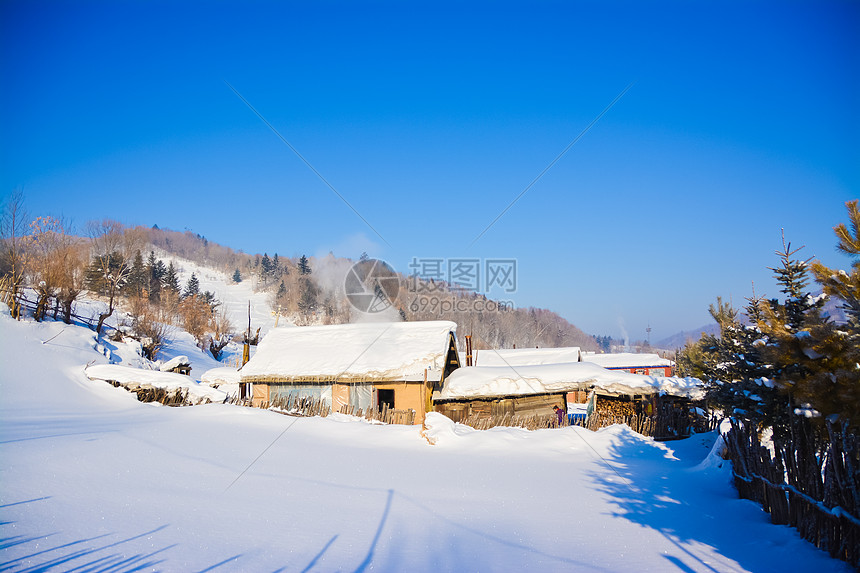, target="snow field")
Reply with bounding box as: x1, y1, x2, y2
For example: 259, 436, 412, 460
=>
0, 303, 852, 571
